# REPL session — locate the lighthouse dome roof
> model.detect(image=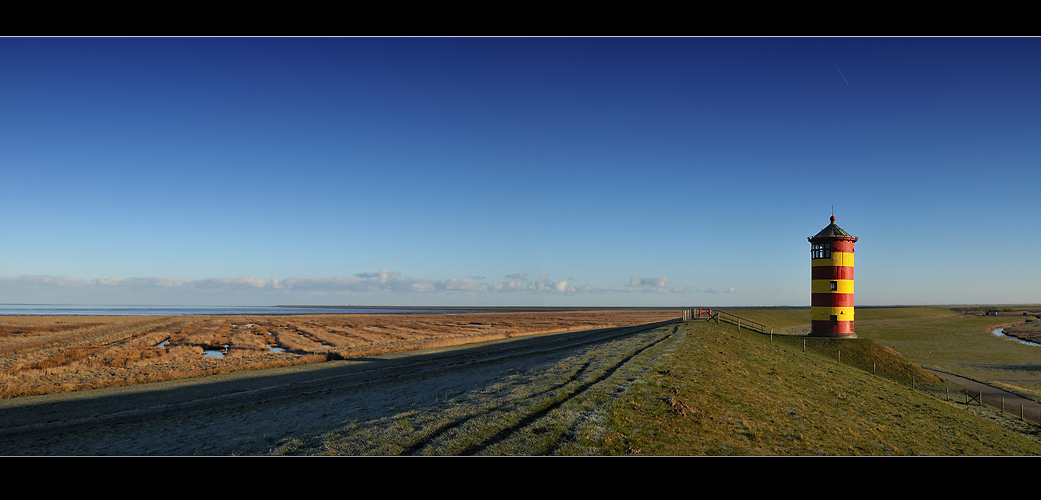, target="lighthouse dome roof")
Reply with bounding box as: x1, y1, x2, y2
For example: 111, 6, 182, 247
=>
808, 216, 858, 242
